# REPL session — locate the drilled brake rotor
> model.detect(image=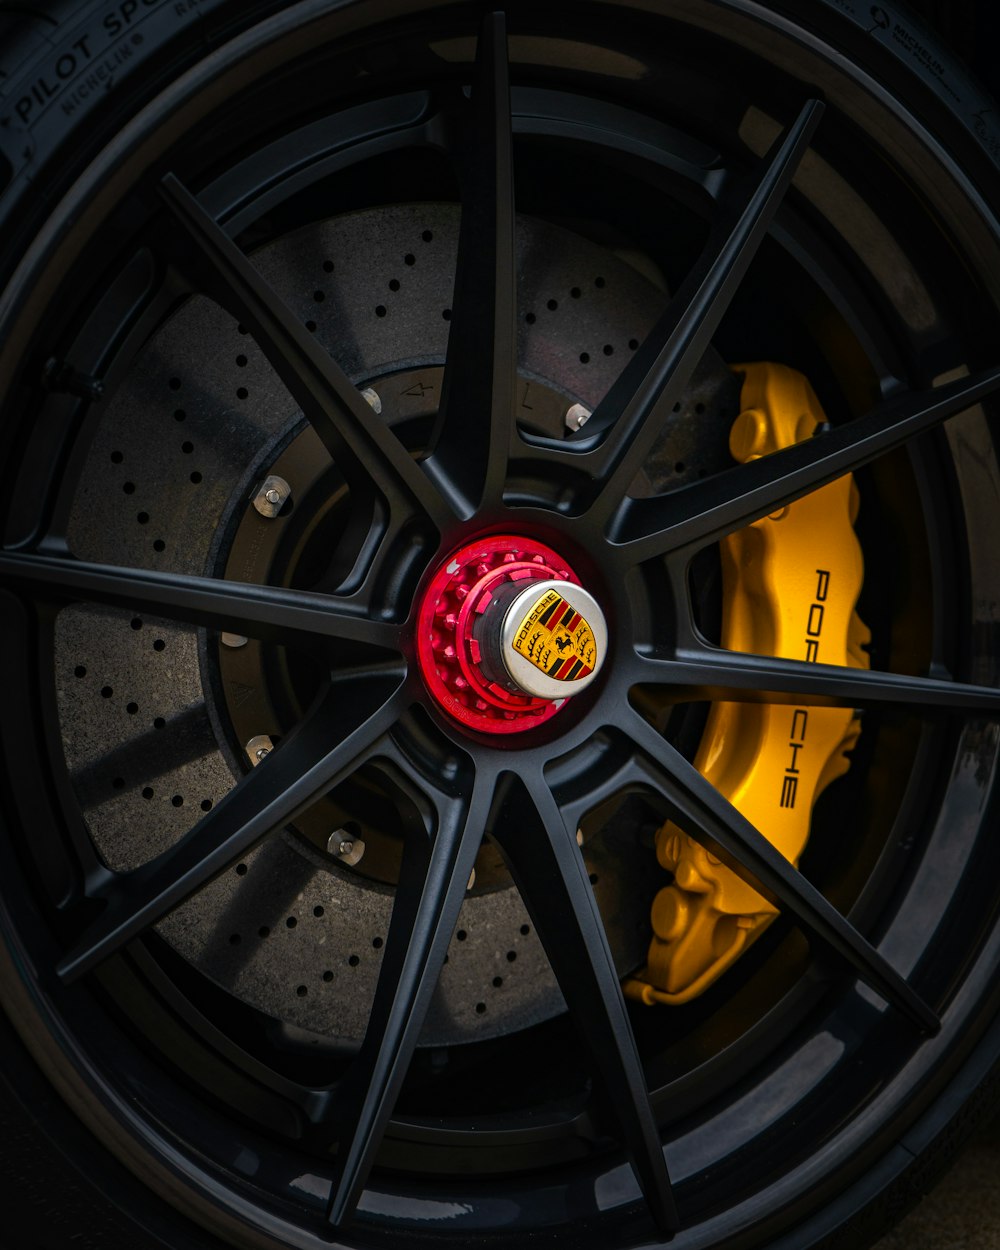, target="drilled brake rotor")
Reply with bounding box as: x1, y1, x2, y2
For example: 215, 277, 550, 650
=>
55, 204, 739, 1046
